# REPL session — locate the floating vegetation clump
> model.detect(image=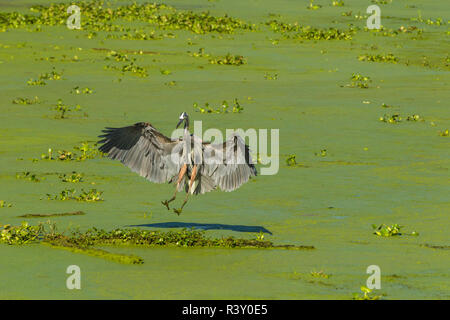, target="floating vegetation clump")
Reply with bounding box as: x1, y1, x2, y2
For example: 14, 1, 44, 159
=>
48, 227, 314, 250
310, 270, 331, 279
0, 1, 254, 37
358, 53, 399, 63
0, 200, 12, 208
0, 222, 41, 245
352, 286, 382, 300
209, 53, 246, 66
16, 171, 43, 182
59, 172, 84, 183
46, 188, 103, 202
0, 222, 314, 264
286, 154, 297, 166
372, 224, 418, 237
345, 73, 371, 88
371, 0, 391, 4
406, 114, 422, 122
189, 47, 210, 58
264, 73, 278, 80
306, 0, 322, 10
145, 11, 255, 34
12, 96, 41, 105
40, 142, 103, 161
53, 99, 82, 119
315, 149, 328, 157
289, 26, 353, 41
265, 20, 300, 33
104, 50, 148, 77
106, 30, 172, 41
332, 0, 344, 6
193, 99, 244, 113
266, 20, 354, 40
71, 86, 93, 94
439, 129, 449, 137
379, 114, 401, 123
379, 114, 423, 124
27, 69, 62, 86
